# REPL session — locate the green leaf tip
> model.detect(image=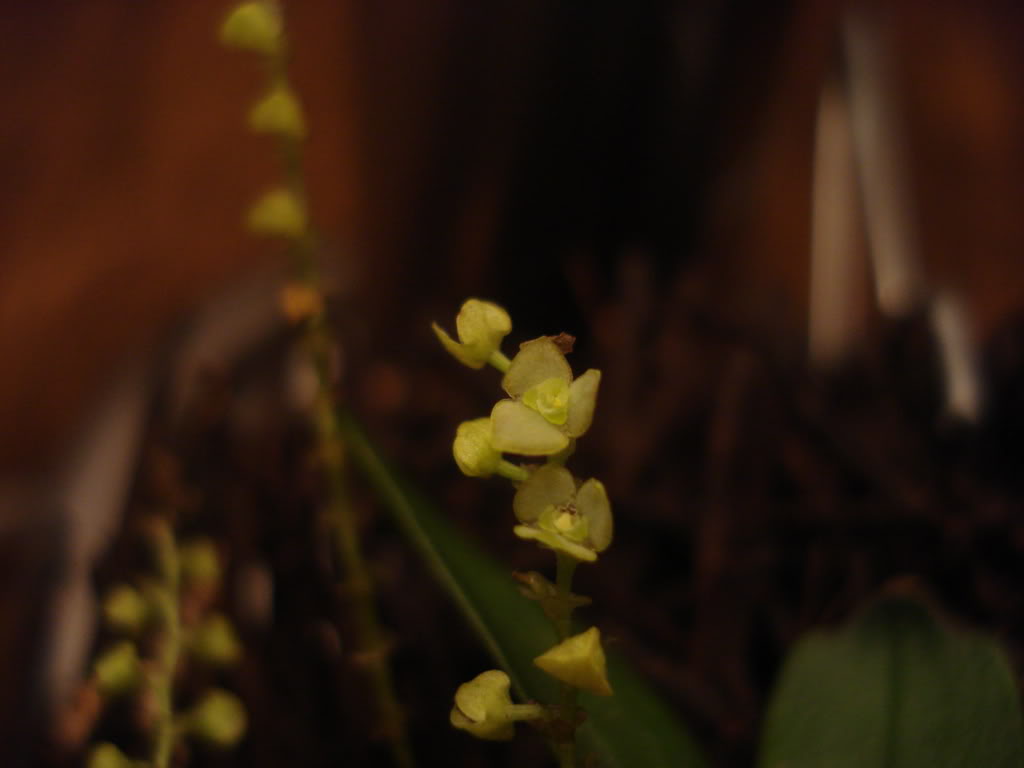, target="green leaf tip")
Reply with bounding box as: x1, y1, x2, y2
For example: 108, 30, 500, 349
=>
759, 594, 1024, 768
